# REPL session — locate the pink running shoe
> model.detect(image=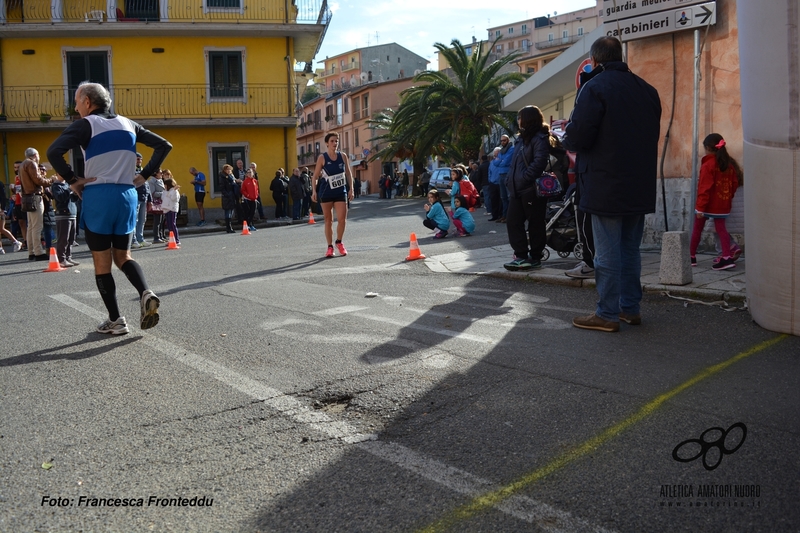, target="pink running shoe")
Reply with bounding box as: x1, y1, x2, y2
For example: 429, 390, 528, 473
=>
336, 242, 347, 256
325, 245, 334, 258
